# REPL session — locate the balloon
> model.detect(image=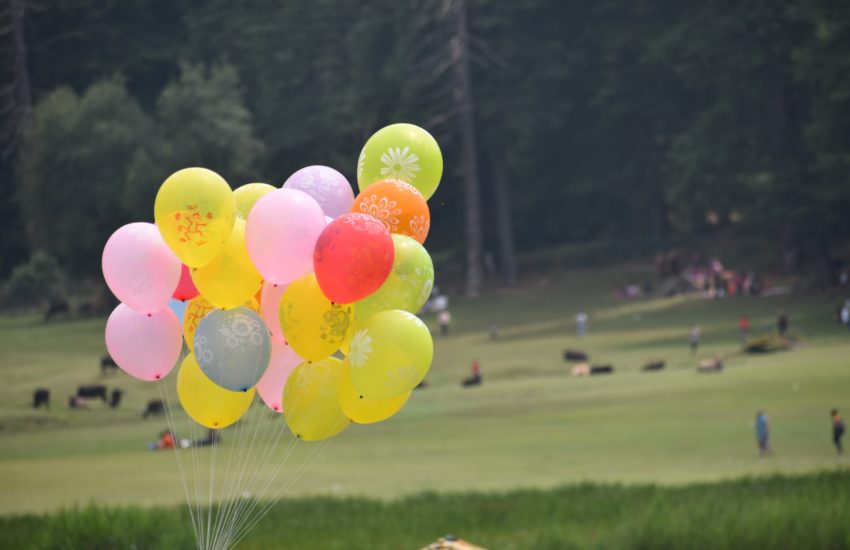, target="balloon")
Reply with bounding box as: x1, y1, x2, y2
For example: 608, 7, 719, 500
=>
177, 354, 255, 429
154, 167, 236, 268
234, 183, 275, 219
172, 264, 199, 301
105, 304, 182, 381
357, 123, 443, 200
190, 218, 262, 309
194, 307, 271, 392
167, 298, 188, 324
279, 273, 354, 361
348, 310, 433, 399
256, 341, 302, 412
355, 235, 434, 321
283, 166, 355, 219
337, 360, 410, 424
182, 295, 215, 349
283, 357, 349, 441
352, 179, 430, 244
245, 188, 326, 284
102, 222, 181, 314
313, 213, 394, 304
260, 281, 288, 342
